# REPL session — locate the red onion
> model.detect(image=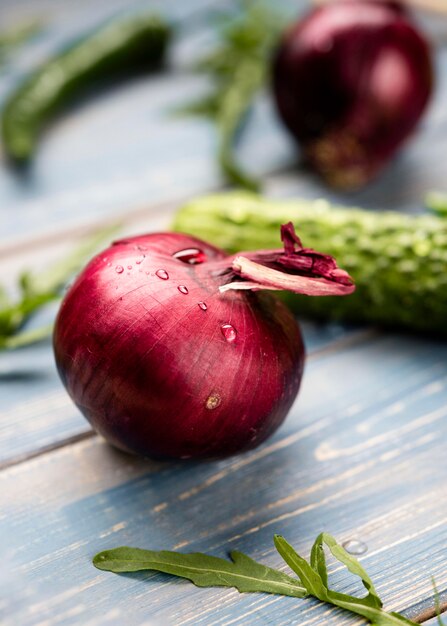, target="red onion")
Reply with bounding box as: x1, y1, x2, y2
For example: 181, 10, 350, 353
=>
272, 0, 433, 189
53, 224, 354, 460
